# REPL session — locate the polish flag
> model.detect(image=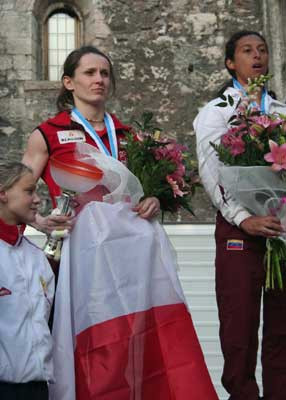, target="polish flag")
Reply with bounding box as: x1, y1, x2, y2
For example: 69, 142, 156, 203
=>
50, 201, 218, 400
